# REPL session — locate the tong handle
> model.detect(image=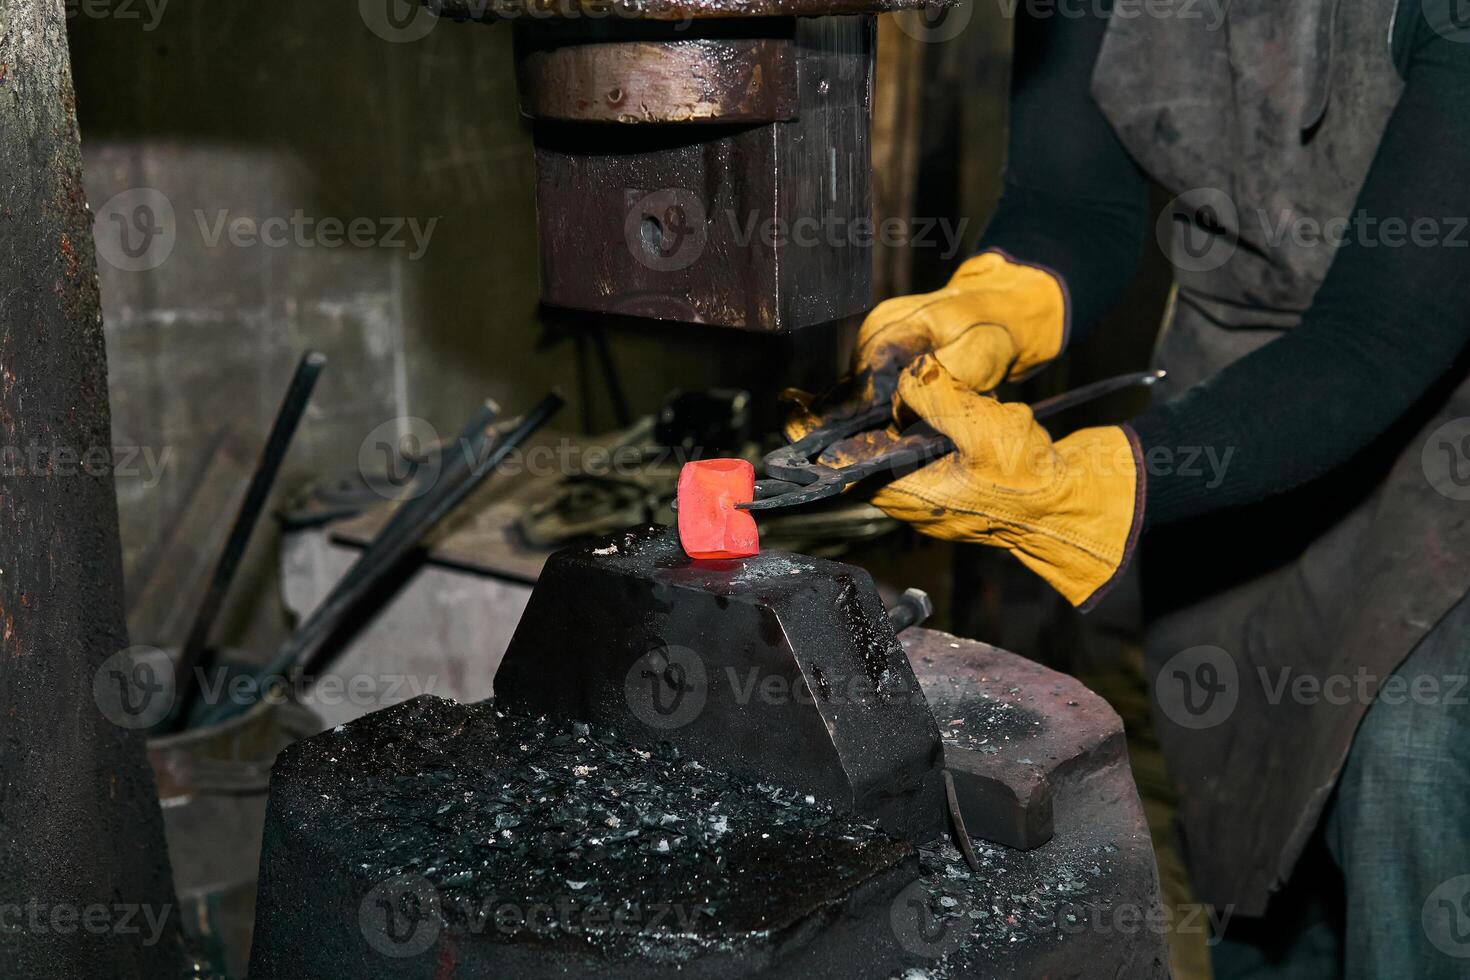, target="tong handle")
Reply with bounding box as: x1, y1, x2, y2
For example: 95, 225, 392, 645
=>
827, 426, 954, 488
746, 369, 1165, 511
